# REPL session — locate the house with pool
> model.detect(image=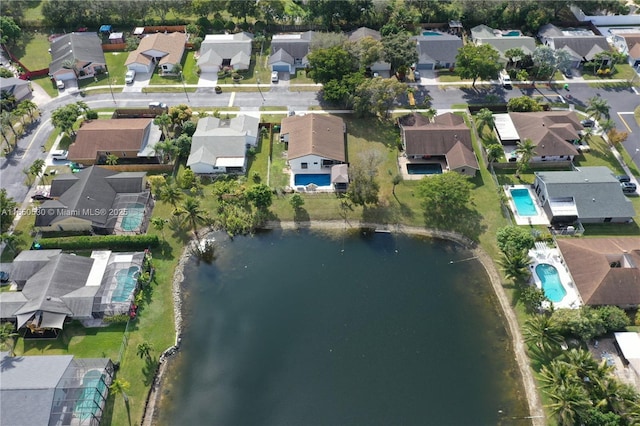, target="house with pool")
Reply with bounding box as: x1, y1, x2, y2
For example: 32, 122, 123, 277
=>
495, 111, 582, 163
529, 242, 581, 309
470, 25, 537, 66
556, 238, 640, 308
0, 250, 146, 335
0, 351, 113, 426
533, 167, 636, 226
35, 166, 154, 235
281, 114, 348, 192
398, 112, 479, 178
